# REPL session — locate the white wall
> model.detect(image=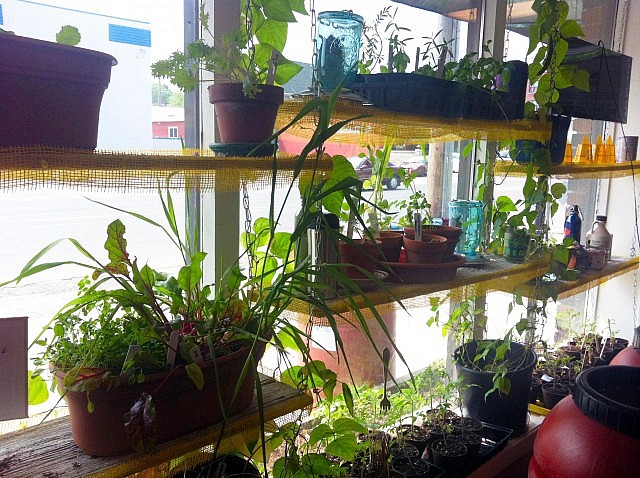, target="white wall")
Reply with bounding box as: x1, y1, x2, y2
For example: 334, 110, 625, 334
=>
1, 0, 153, 149
596, 1, 640, 340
